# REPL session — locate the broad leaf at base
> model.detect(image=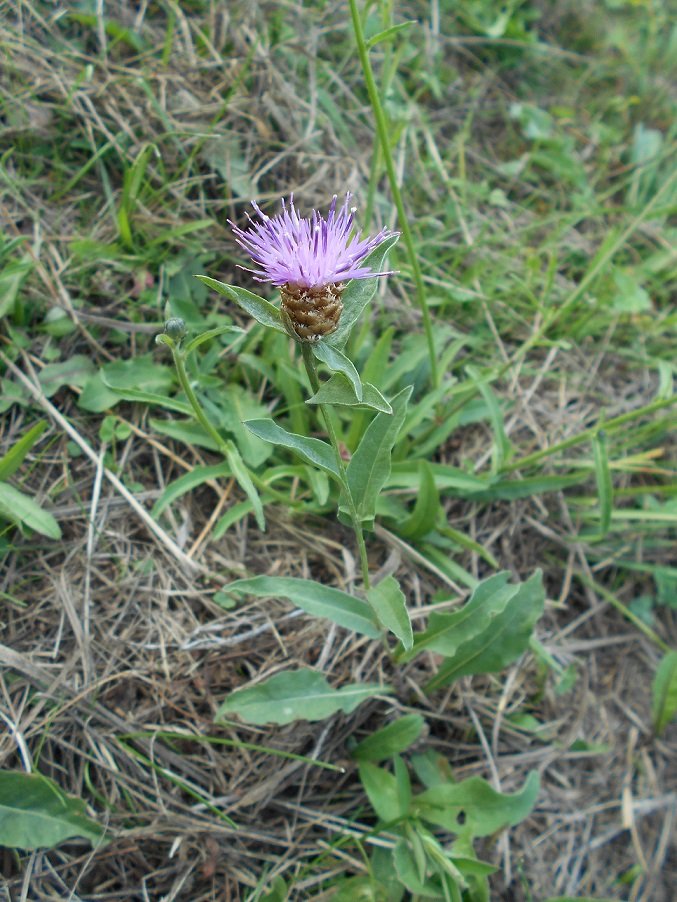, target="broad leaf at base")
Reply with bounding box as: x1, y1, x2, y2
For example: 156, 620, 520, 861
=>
216, 669, 390, 725
0, 770, 104, 850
